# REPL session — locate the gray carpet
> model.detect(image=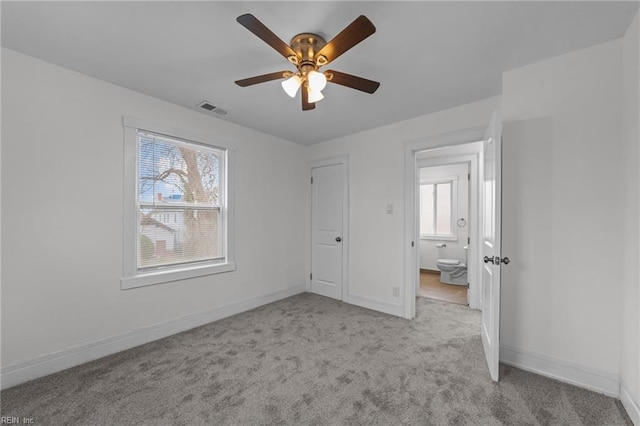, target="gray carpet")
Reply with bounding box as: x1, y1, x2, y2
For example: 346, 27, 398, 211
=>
1, 293, 632, 425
